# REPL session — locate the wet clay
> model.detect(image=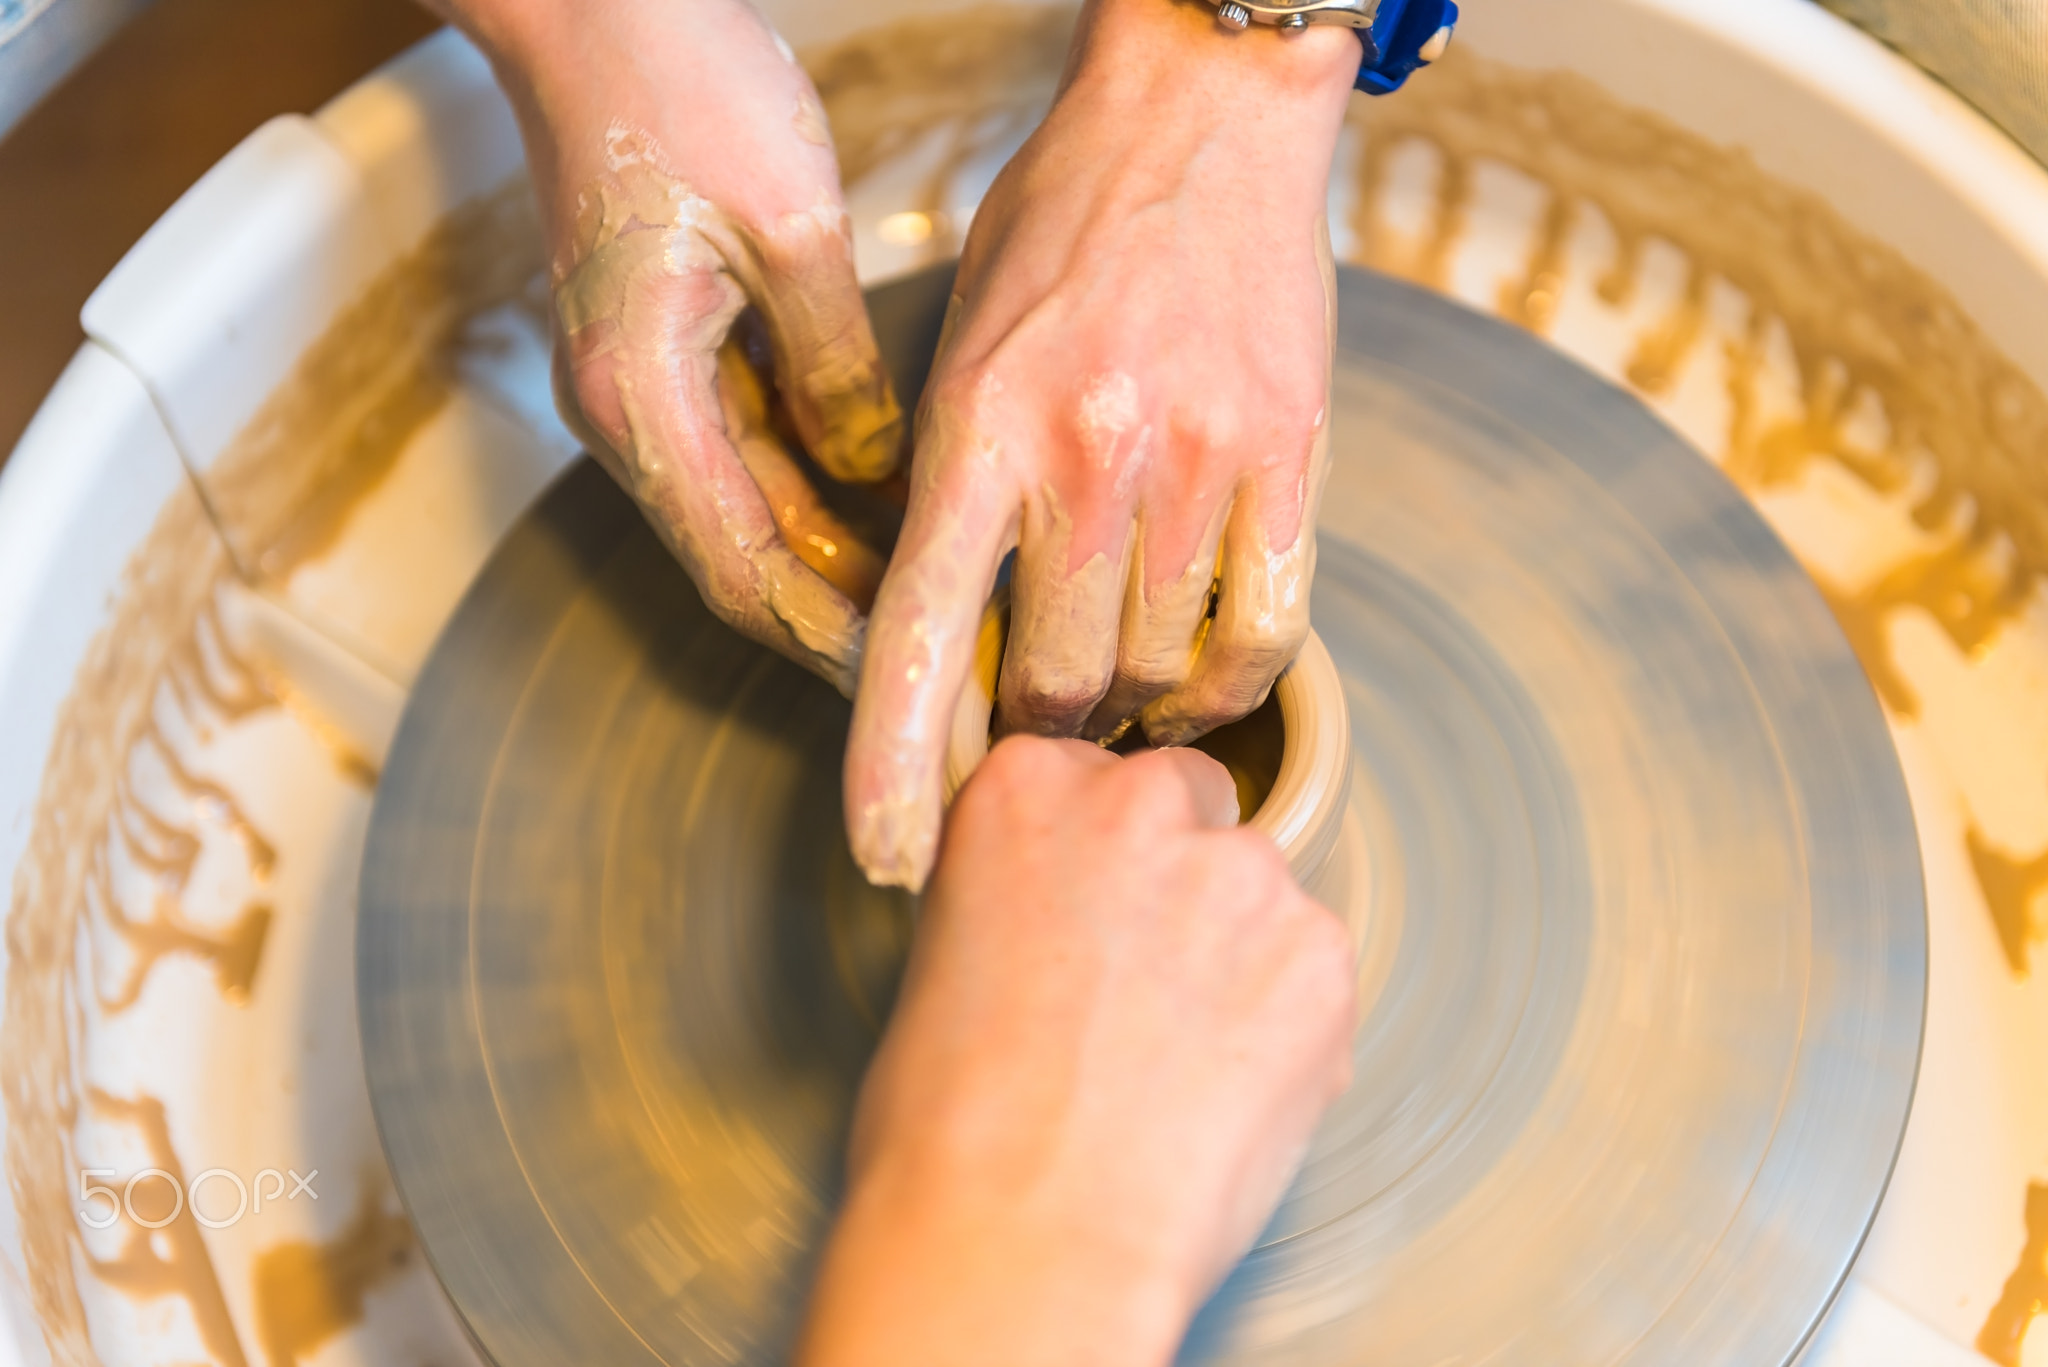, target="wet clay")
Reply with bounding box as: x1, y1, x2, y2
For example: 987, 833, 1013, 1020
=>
1189, 691, 1286, 821
1110, 688, 1285, 822
553, 123, 886, 692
